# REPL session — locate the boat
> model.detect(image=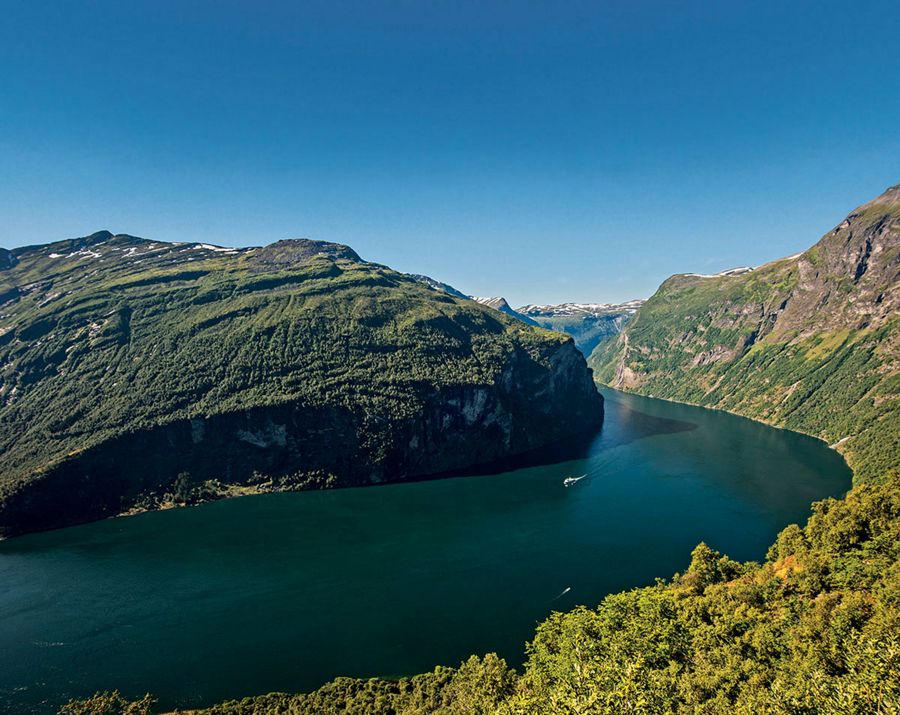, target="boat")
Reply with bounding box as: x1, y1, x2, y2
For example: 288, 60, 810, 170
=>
563, 474, 587, 487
